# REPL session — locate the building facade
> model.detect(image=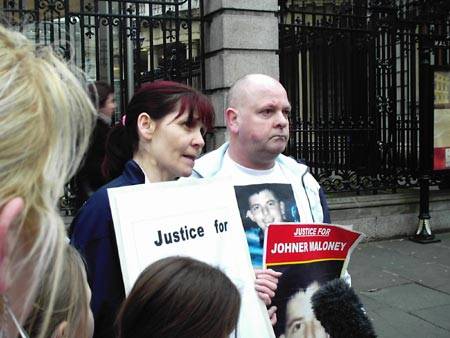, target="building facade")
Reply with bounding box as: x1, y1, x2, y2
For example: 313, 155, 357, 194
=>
2, 0, 450, 238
